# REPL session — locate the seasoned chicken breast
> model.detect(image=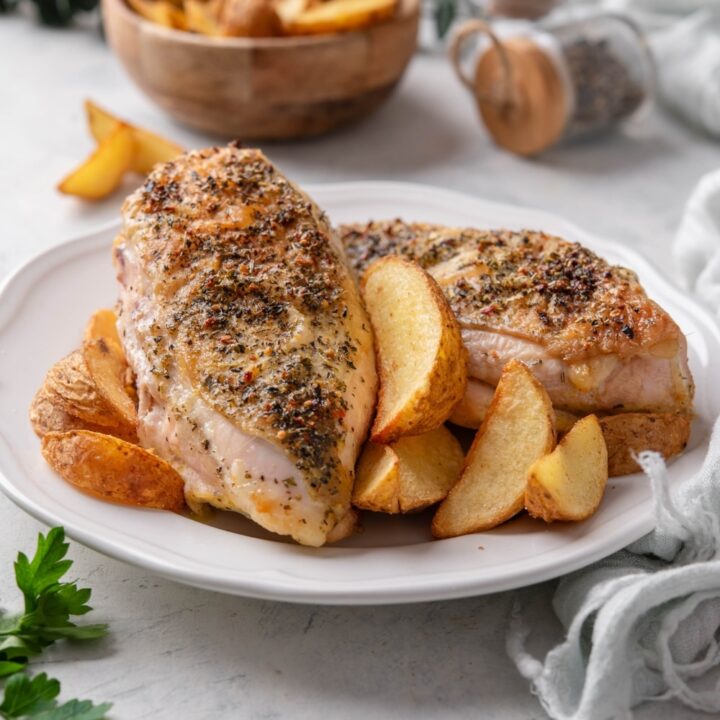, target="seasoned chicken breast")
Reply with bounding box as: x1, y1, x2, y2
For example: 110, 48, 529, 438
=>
114, 146, 377, 546
339, 221, 693, 418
